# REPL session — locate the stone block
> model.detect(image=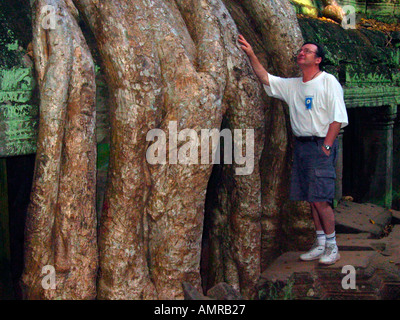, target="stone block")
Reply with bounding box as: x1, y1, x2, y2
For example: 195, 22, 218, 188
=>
391, 209, 400, 224
336, 233, 386, 252
258, 250, 400, 299
182, 282, 210, 300
335, 201, 392, 238
206, 282, 243, 300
